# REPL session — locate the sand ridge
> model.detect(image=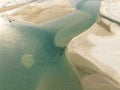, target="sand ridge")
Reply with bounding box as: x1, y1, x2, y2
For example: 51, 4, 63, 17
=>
0, 0, 74, 24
